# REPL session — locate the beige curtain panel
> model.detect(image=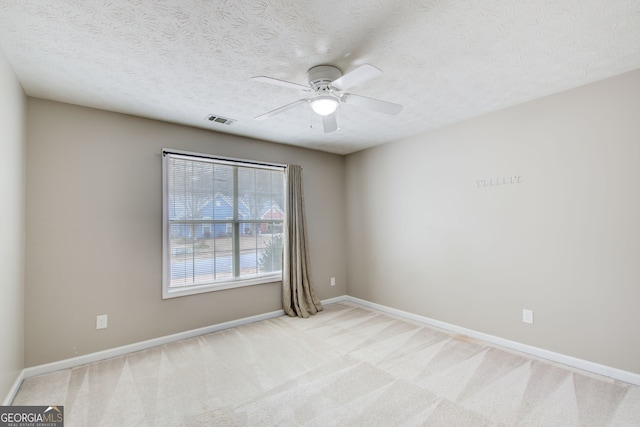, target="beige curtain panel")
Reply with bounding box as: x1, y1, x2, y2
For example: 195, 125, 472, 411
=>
282, 165, 323, 318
